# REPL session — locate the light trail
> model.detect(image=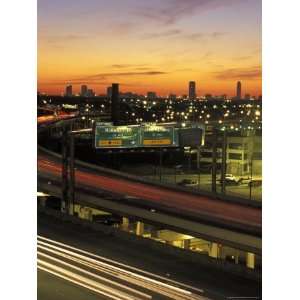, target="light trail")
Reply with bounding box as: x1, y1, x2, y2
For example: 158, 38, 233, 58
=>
38, 235, 205, 295
37, 154, 261, 227
38, 235, 210, 300
37, 243, 203, 300
38, 263, 131, 300
38, 251, 152, 299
